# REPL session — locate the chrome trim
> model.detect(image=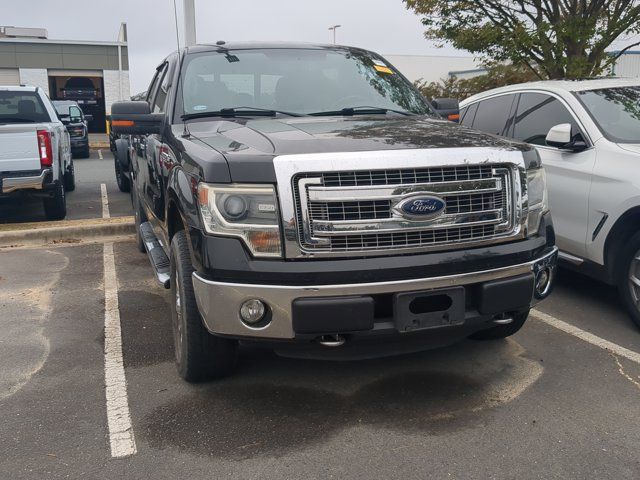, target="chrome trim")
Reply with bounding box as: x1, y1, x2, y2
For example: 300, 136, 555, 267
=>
307, 178, 502, 202
1, 169, 50, 194
558, 251, 585, 266
273, 148, 528, 259
192, 247, 558, 340
312, 209, 504, 236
